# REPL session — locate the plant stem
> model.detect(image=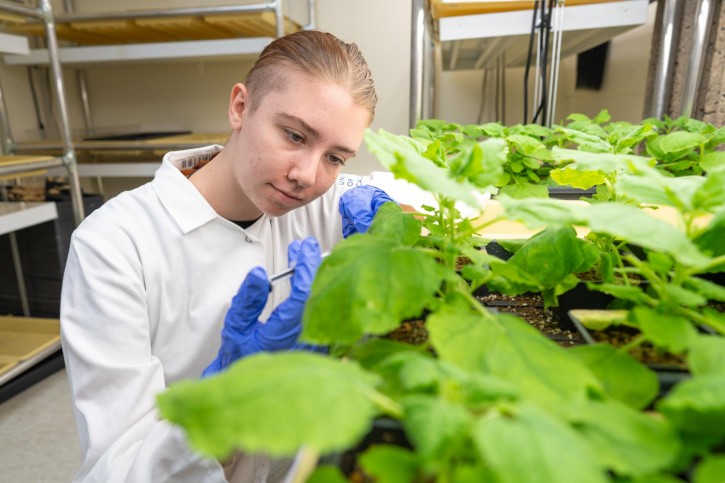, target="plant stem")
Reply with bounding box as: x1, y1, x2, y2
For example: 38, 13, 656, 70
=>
618, 333, 646, 354
367, 389, 404, 419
